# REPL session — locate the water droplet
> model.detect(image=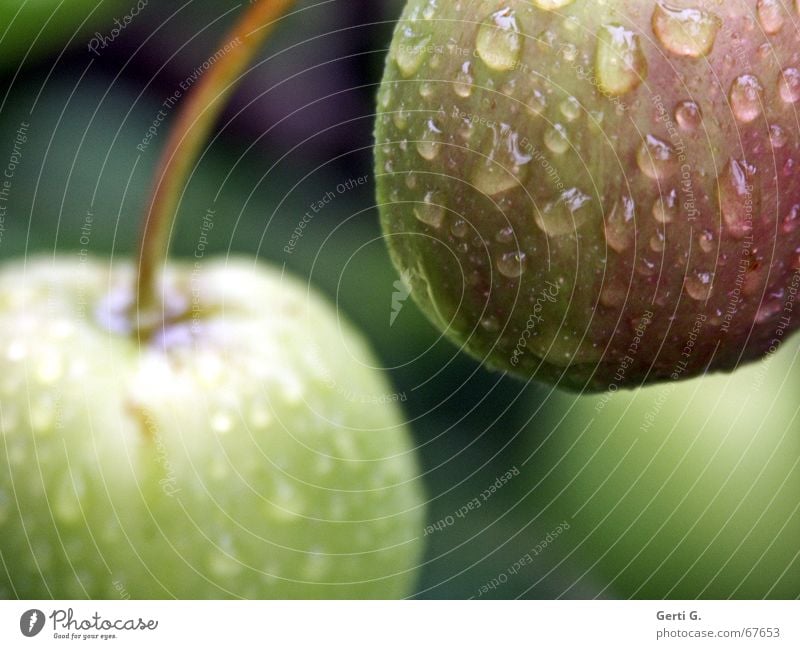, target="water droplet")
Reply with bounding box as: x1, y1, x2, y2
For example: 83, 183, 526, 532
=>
652, 188, 678, 223
778, 67, 800, 104
718, 158, 758, 239
471, 124, 532, 196
414, 190, 445, 228
378, 85, 392, 110
605, 196, 636, 253
535, 187, 593, 237
476, 8, 523, 72
454, 61, 474, 98
544, 123, 570, 154
533, 0, 575, 8
395, 28, 432, 78
685, 271, 714, 301
405, 173, 417, 189
481, 315, 500, 332
392, 107, 409, 130
698, 230, 715, 253
636, 257, 658, 277
526, 89, 547, 116
497, 251, 527, 278
783, 204, 800, 233
637, 134, 679, 180
560, 43, 578, 62
419, 81, 435, 100
730, 74, 764, 123
416, 118, 442, 161
652, 3, 722, 58
595, 24, 648, 96
757, 0, 785, 34
501, 78, 517, 97
770, 124, 788, 148
674, 100, 703, 131
650, 231, 666, 252
755, 300, 783, 324
422, 1, 437, 21
496, 226, 515, 244
560, 96, 581, 122
450, 219, 469, 238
